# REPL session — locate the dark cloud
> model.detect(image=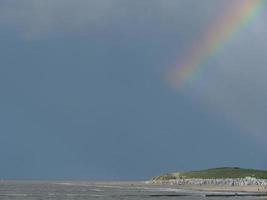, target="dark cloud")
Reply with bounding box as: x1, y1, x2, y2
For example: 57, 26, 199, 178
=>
0, 0, 225, 38
0, 0, 266, 179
